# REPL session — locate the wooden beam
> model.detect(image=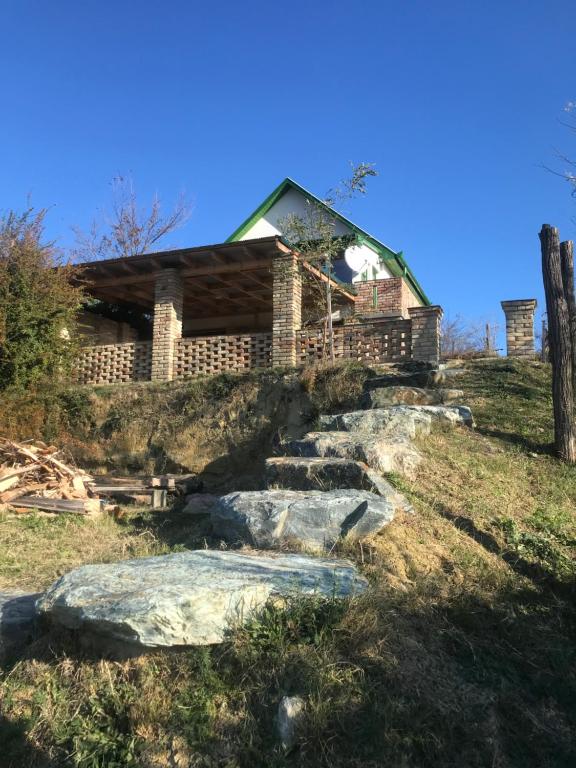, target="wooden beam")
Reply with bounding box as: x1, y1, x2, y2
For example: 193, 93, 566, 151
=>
84, 258, 272, 289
